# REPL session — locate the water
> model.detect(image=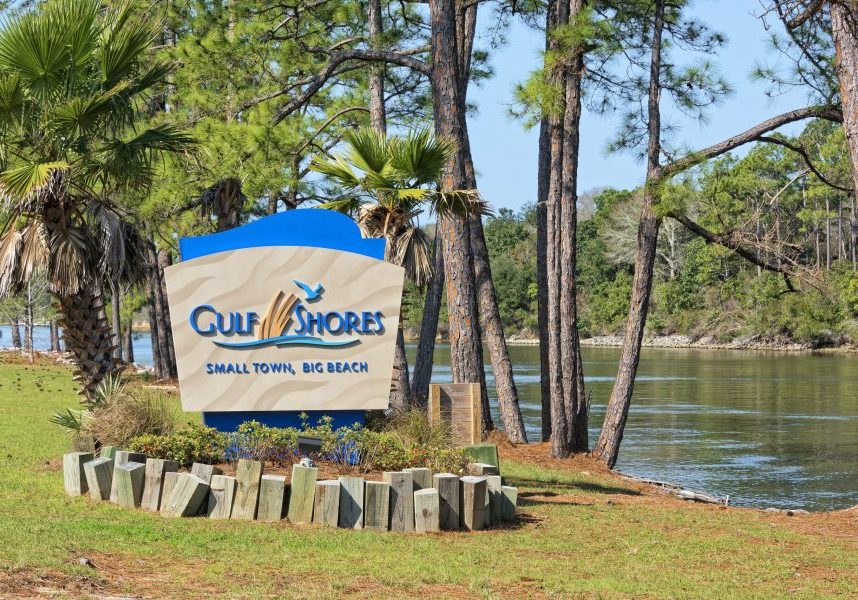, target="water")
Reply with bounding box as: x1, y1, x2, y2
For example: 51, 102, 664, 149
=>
4, 325, 857, 510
